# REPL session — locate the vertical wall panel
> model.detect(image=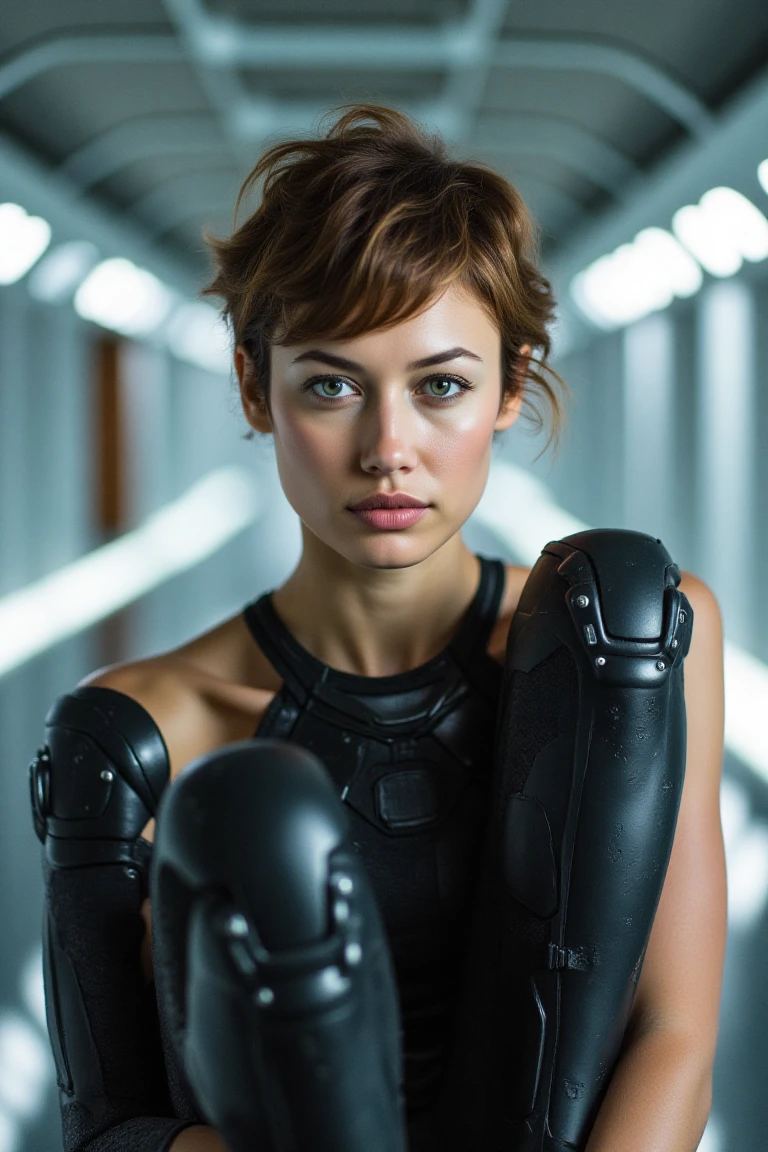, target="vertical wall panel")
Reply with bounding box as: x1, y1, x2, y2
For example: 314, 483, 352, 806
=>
696, 281, 757, 648
622, 312, 675, 544
0, 284, 32, 593
756, 287, 768, 663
